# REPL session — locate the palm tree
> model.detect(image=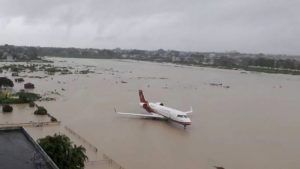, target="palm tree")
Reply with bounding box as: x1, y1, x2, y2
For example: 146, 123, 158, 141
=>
38, 134, 88, 169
